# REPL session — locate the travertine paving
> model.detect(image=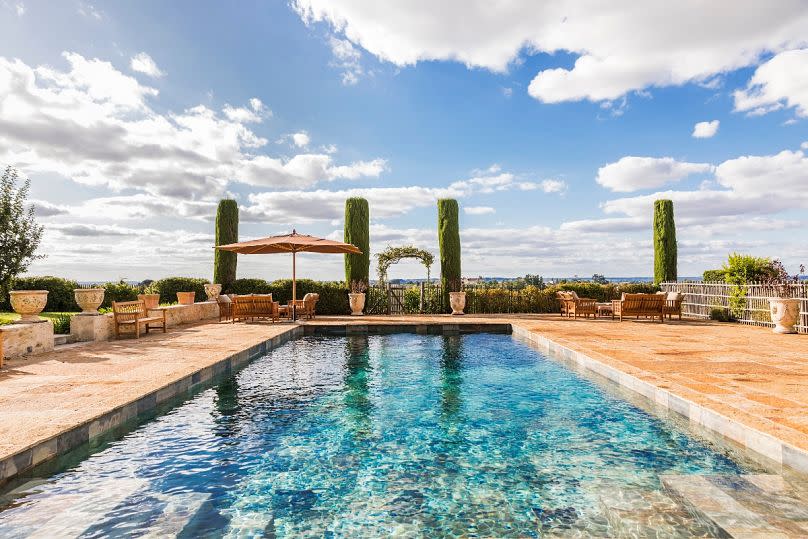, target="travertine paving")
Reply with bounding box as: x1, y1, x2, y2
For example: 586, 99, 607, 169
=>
0, 314, 806, 480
